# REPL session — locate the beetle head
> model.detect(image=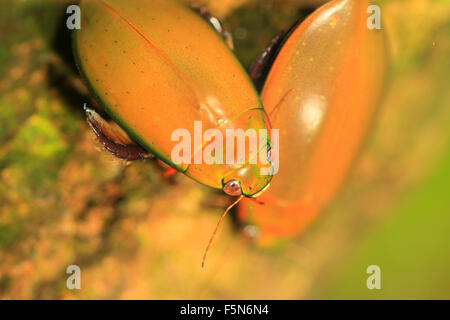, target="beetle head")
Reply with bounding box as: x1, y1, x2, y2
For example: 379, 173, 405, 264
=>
222, 160, 273, 198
